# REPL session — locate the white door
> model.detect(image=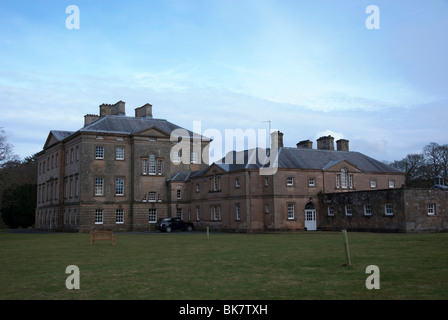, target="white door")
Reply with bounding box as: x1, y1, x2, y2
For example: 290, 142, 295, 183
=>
305, 209, 316, 231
